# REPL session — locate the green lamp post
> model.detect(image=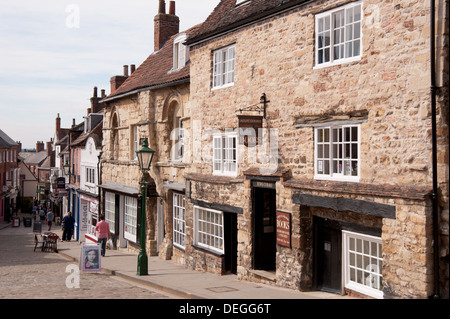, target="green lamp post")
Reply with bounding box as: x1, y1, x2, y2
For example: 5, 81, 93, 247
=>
135, 138, 155, 276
